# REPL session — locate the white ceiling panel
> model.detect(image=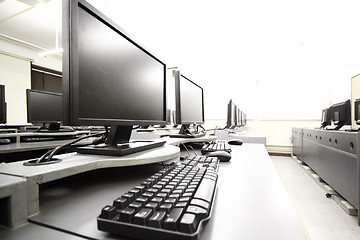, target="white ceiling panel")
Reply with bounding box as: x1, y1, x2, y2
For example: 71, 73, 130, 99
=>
0, 0, 31, 21
0, 0, 61, 49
